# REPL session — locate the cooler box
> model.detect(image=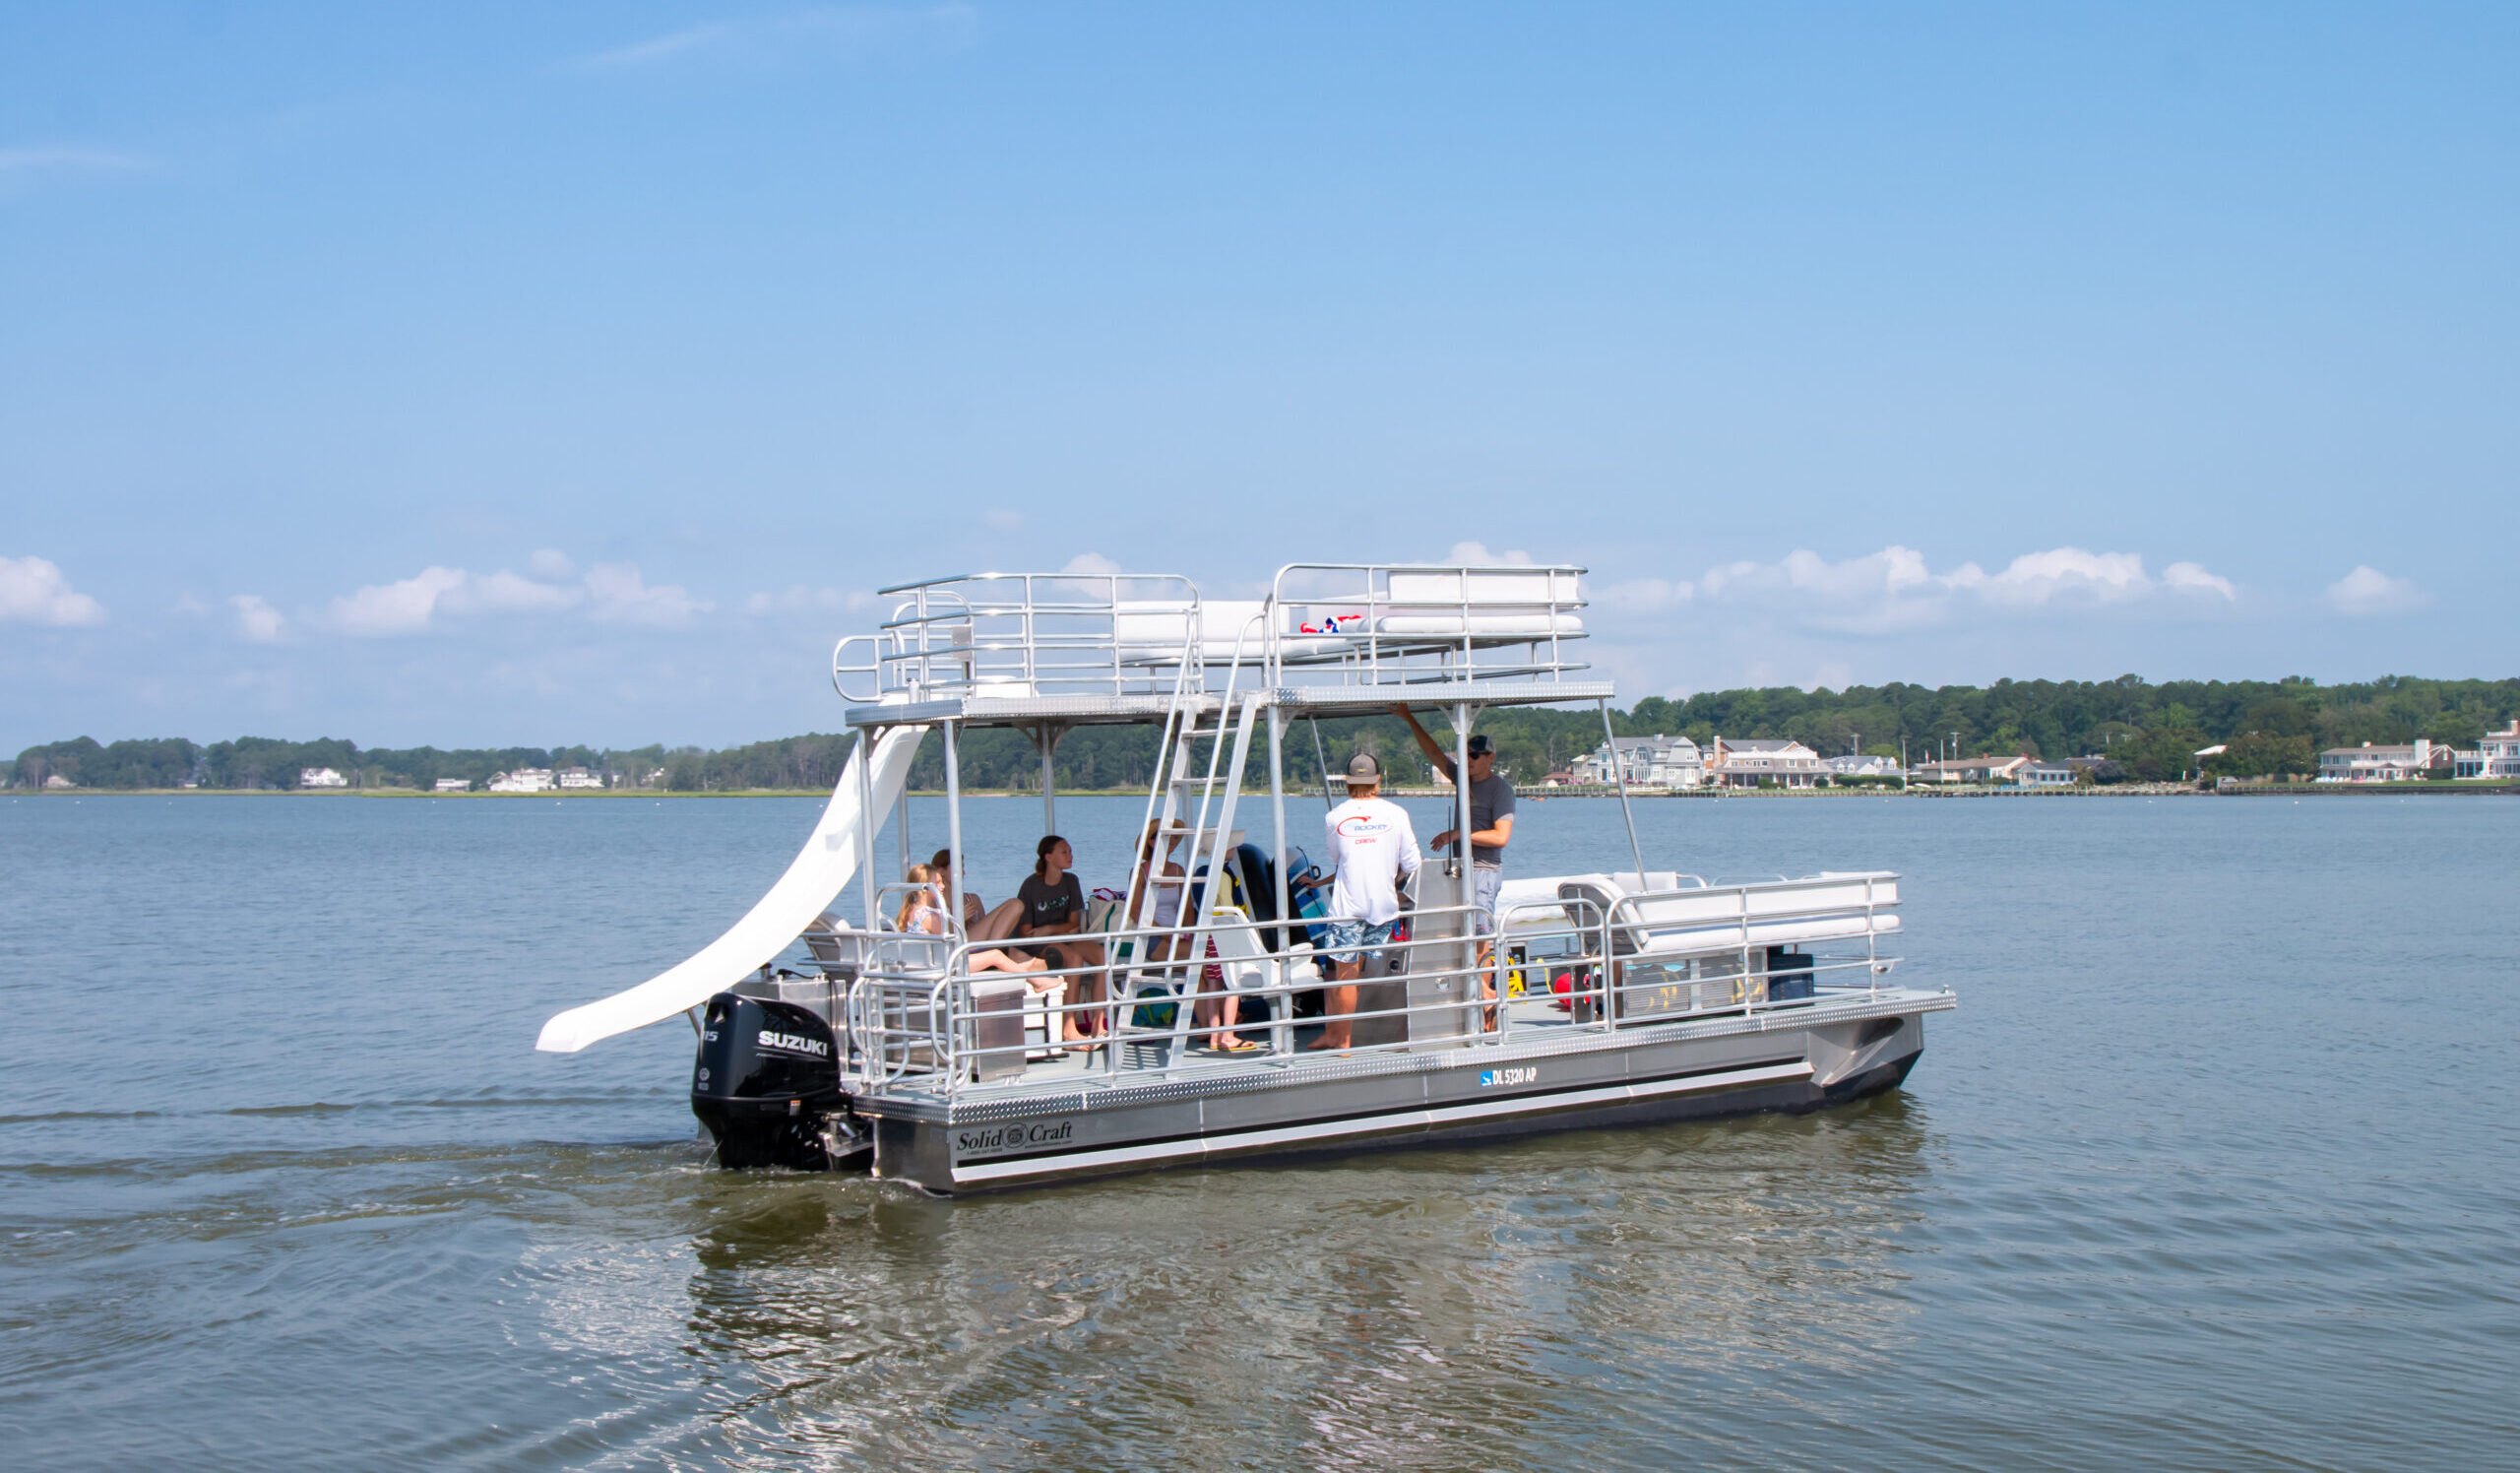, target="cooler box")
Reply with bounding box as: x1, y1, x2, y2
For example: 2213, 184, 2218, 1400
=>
964, 977, 1032, 1082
